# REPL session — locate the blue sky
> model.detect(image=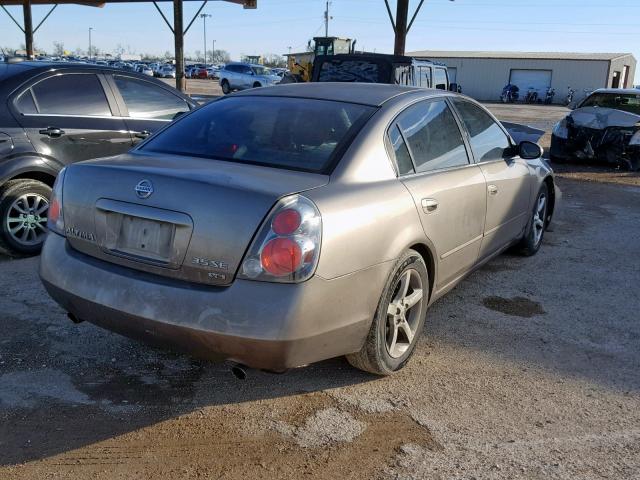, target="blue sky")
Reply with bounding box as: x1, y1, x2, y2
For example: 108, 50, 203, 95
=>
1, 0, 638, 81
